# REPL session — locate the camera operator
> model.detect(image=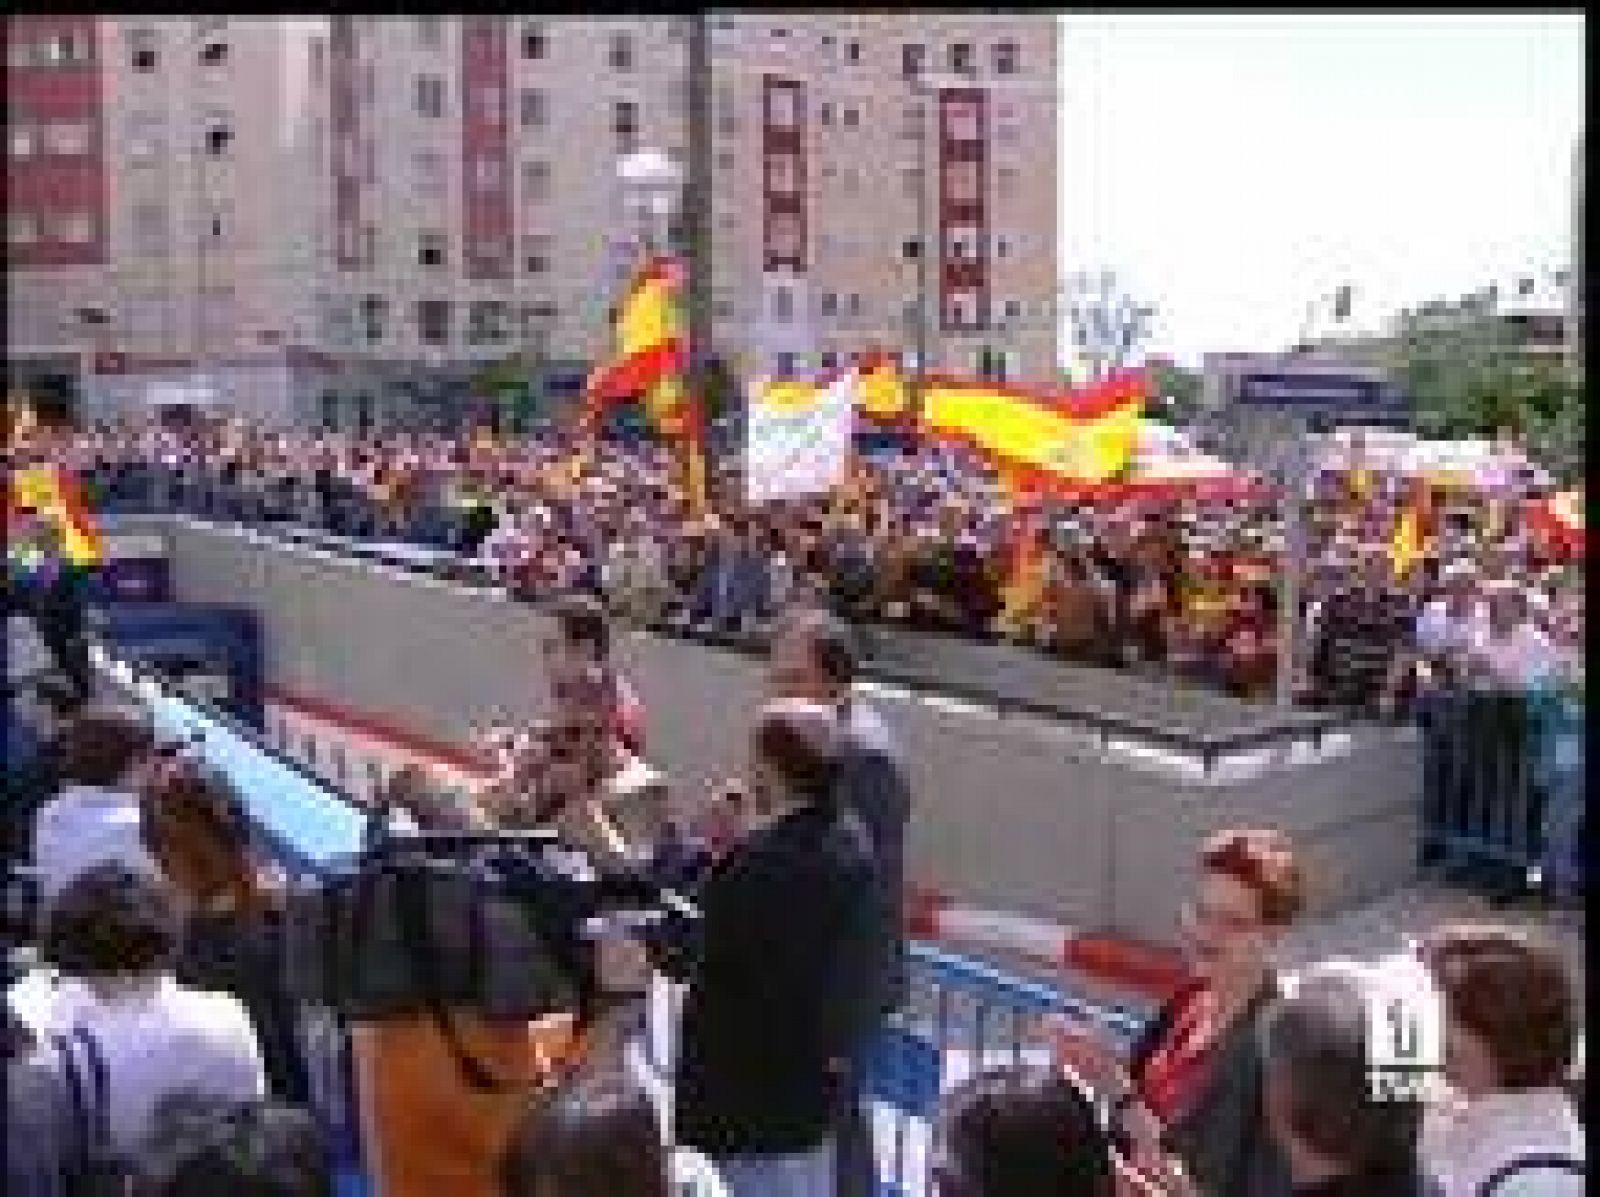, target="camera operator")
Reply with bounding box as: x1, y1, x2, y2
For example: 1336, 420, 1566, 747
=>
650, 700, 891, 1197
